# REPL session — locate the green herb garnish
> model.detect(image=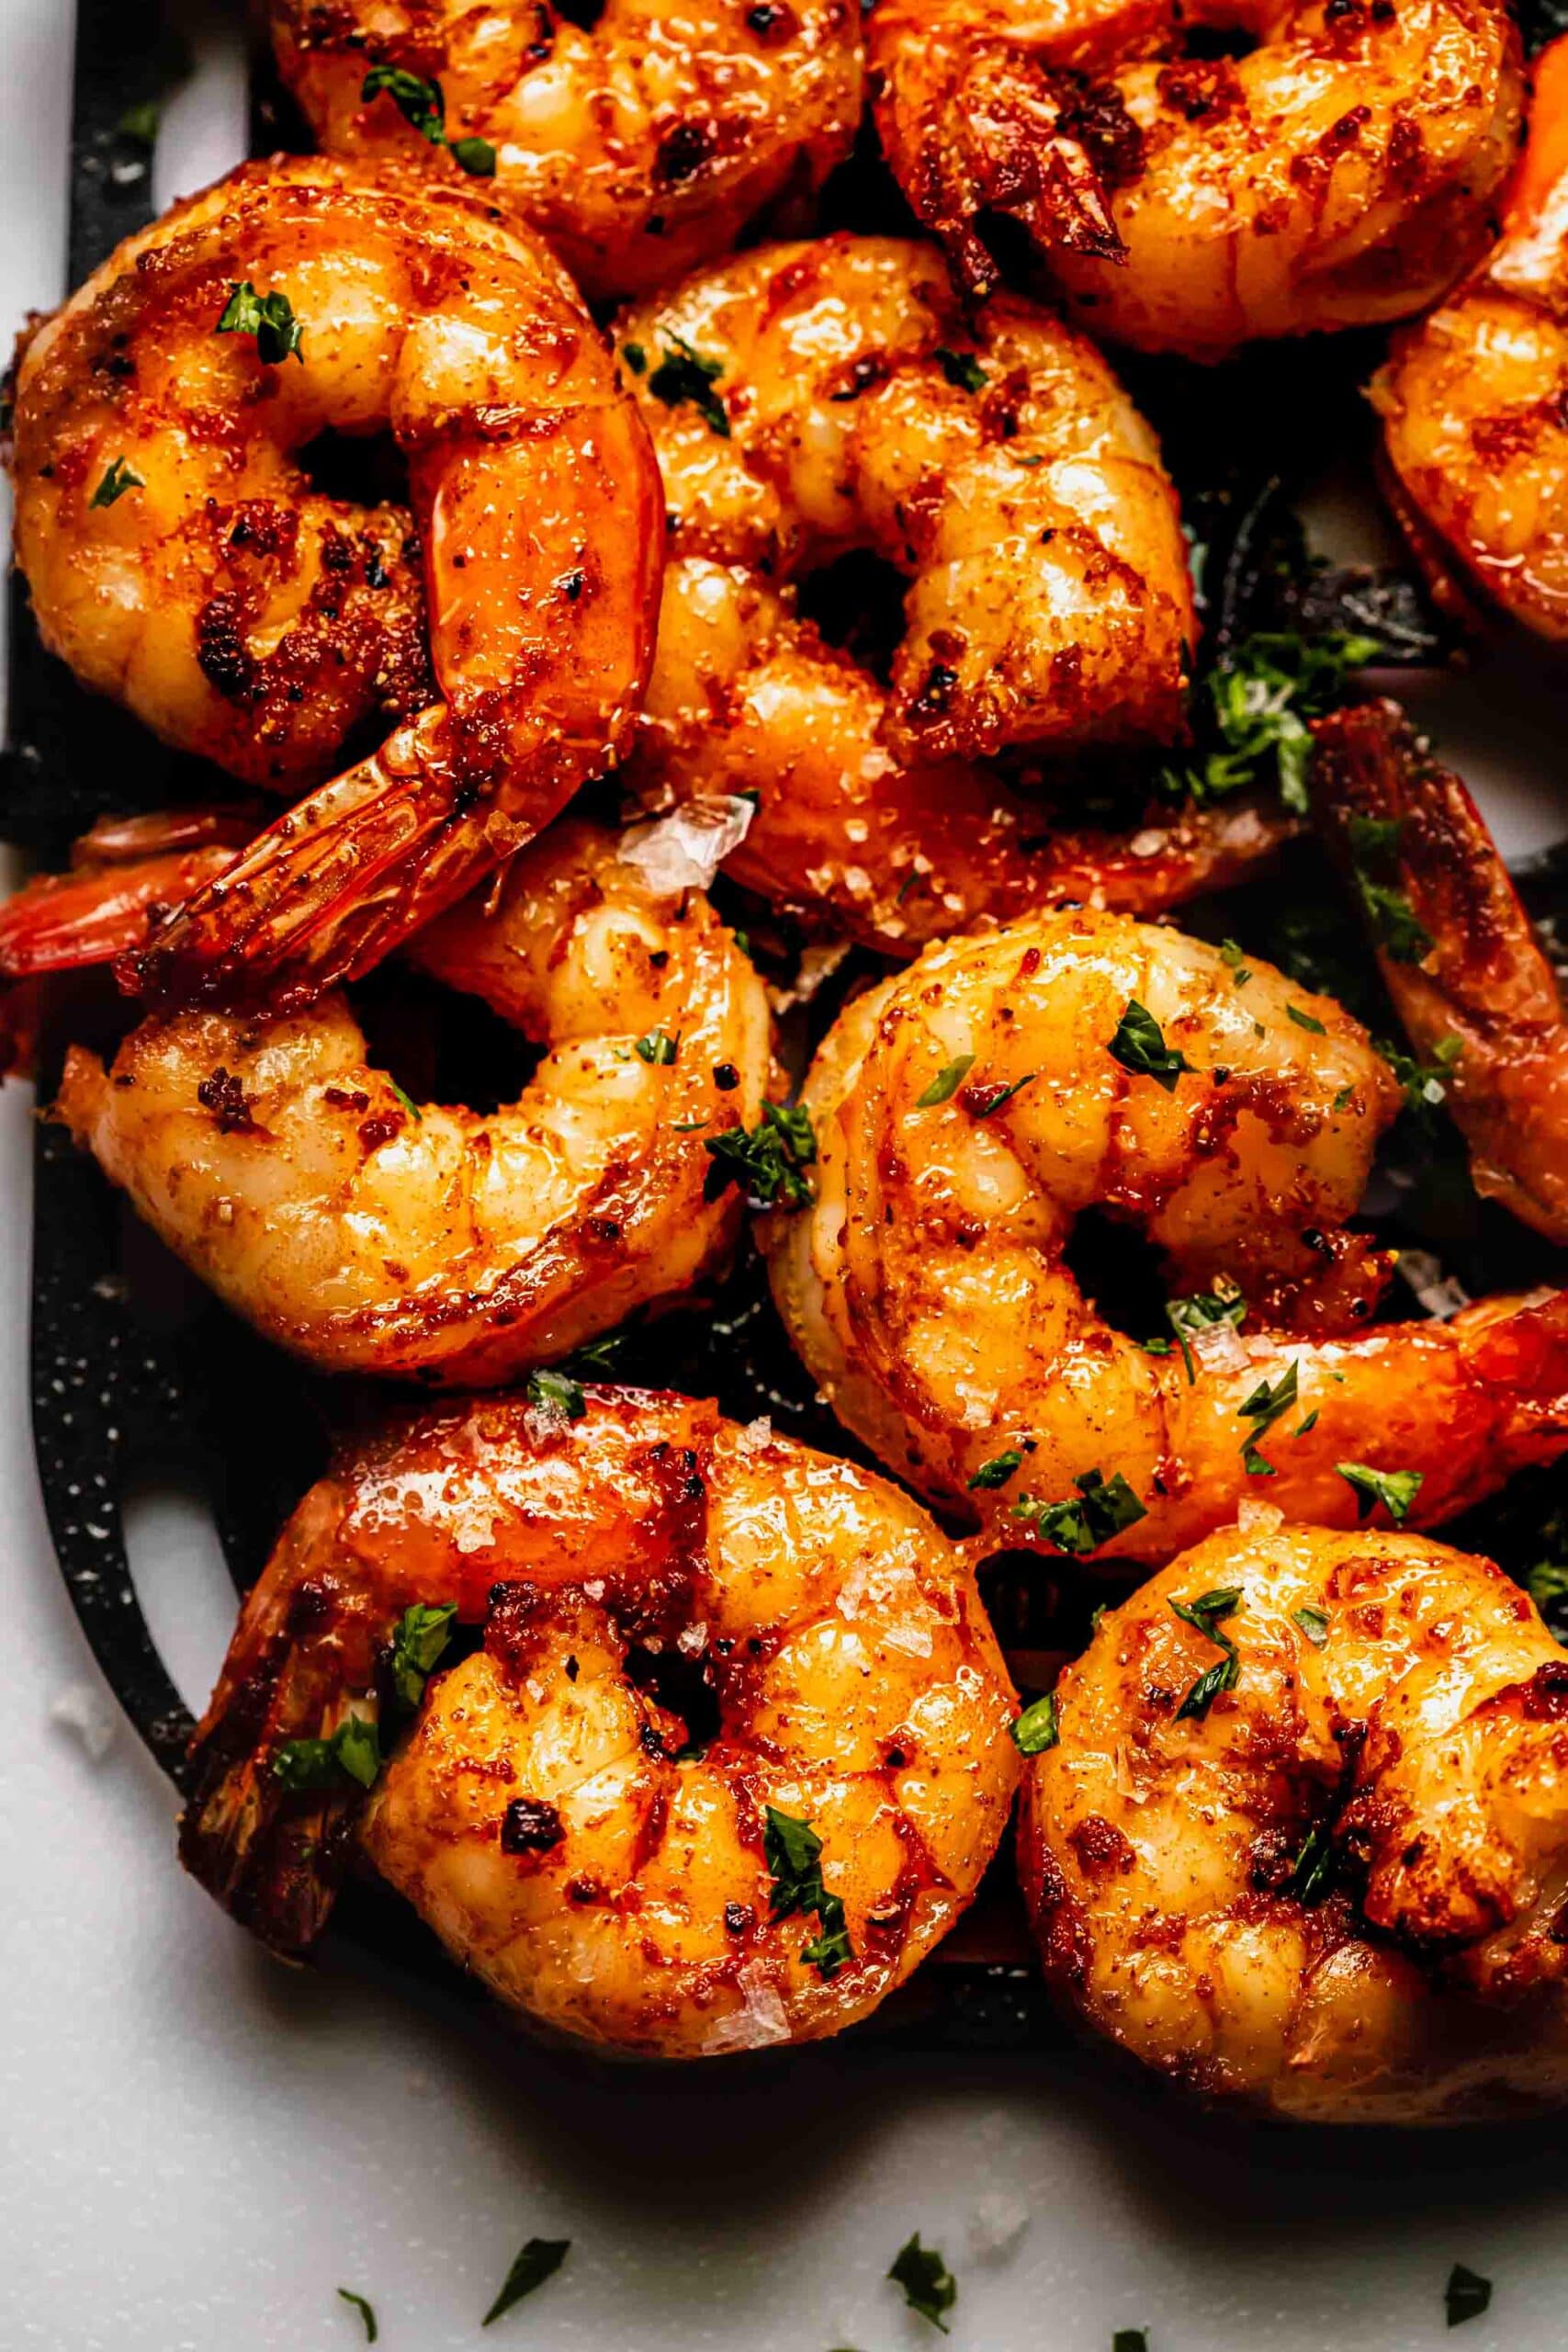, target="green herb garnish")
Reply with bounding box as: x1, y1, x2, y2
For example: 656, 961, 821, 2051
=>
1109, 1001, 1192, 1091
337, 2288, 378, 2341
273, 1713, 381, 1792
527, 1367, 586, 1421
1170, 1587, 1241, 1721
1159, 629, 1378, 814
1010, 1691, 1059, 1755
1337, 1462, 1423, 1524
1444, 2265, 1492, 2329
1012, 1468, 1145, 1556
703, 1101, 816, 1209
91, 455, 143, 508
481, 2237, 570, 2327
917, 1053, 975, 1107
1285, 1817, 1335, 1905
216, 280, 304, 366
360, 65, 494, 172
649, 333, 730, 436
968, 1448, 1022, 1490
1347, 812, 1434, 964
388, 1600, 457, 1714
1163, 1280, 1246, 1384
1286, 1003, 1325, 1035
1236, 1361, 1300, 1476
763, 1806, 852, 1979
634, 1028, 680, 1066
888, 2234, 957, 2333
1292, 1604, 1330, 1647
935, 346, 987, 393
